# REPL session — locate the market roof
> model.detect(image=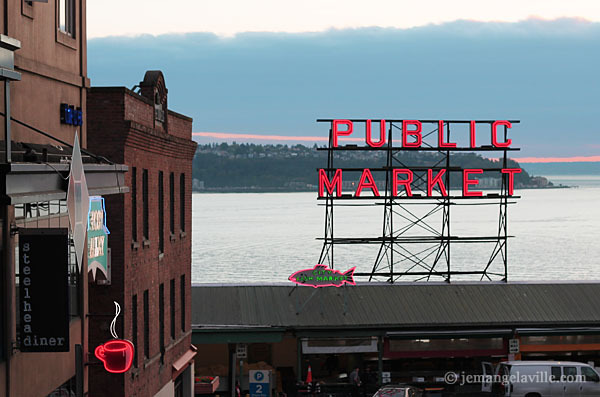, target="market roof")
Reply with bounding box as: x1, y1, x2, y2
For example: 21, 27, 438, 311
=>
191, 282, 600, 331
